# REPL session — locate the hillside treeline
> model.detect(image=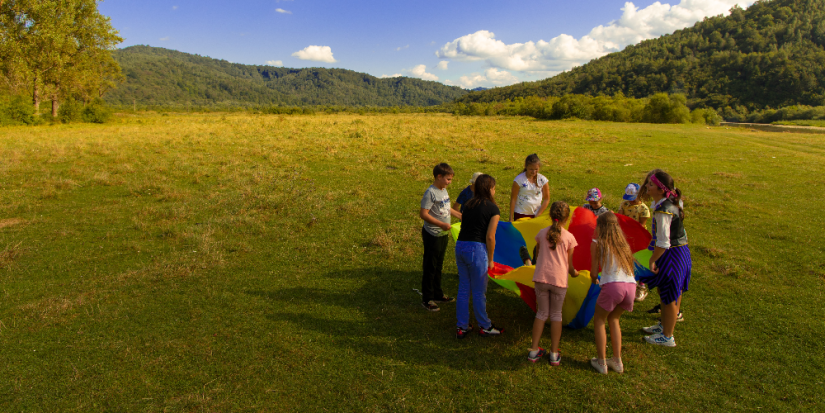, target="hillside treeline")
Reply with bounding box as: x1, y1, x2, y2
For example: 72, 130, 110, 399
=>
459, 0, 825, 111
105, 46, 467, 107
